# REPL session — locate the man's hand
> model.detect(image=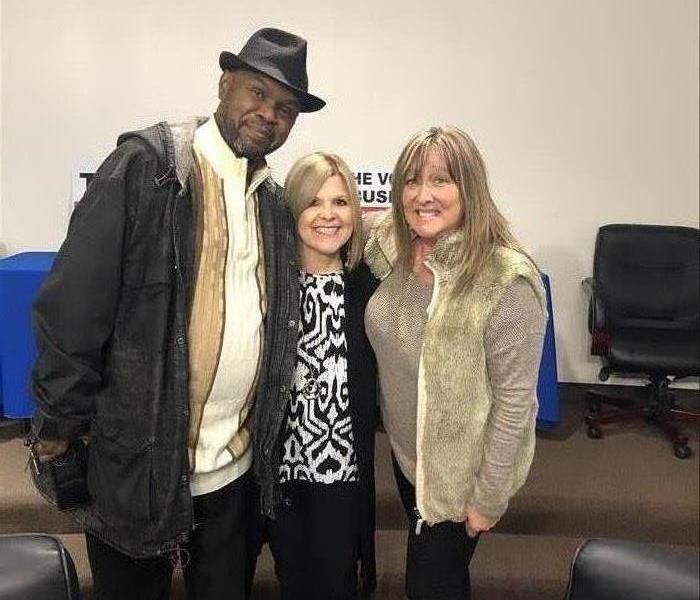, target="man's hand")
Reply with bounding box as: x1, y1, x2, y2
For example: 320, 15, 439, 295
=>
463, 505, 495, 538
34, 439, 70, 463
